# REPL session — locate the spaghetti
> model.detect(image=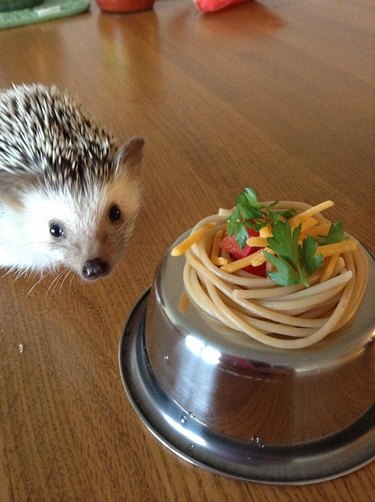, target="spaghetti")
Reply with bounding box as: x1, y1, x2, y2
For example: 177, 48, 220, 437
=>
171, 201, 369, 349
